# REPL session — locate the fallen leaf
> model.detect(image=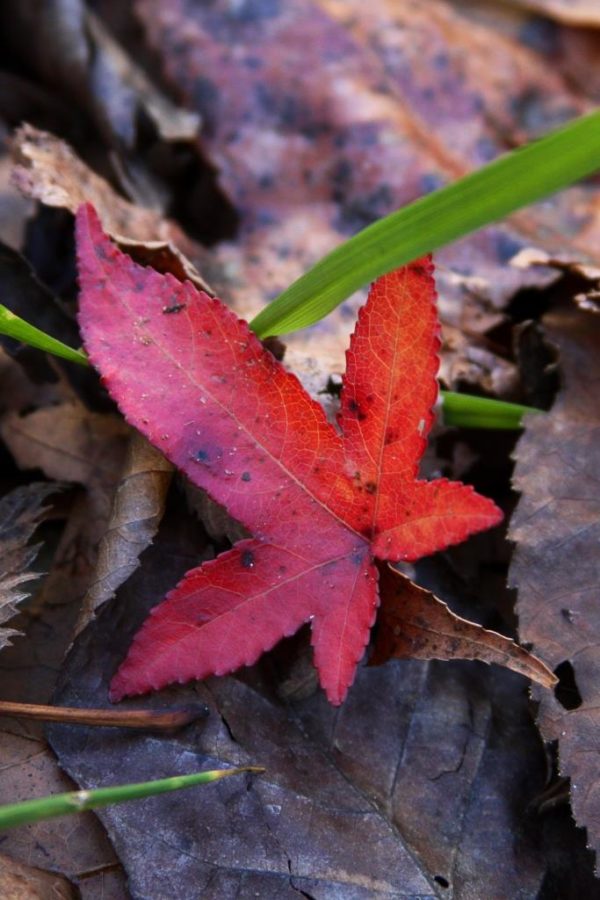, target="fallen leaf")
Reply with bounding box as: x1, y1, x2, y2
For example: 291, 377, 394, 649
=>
0, 483, 57, 651
47, 502, 557, 899
11, 124, 214, 294
80, 430, 173, 626
512, 247, 600, 314
371, 562, 556, 688
0, 415, 129, 893
0, 852, 75, 899
132, 0, 589, 390
77, 205, 513, 705
0, 402, 129, 648
510, 303, 600, 868
506, 0, 600, 27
